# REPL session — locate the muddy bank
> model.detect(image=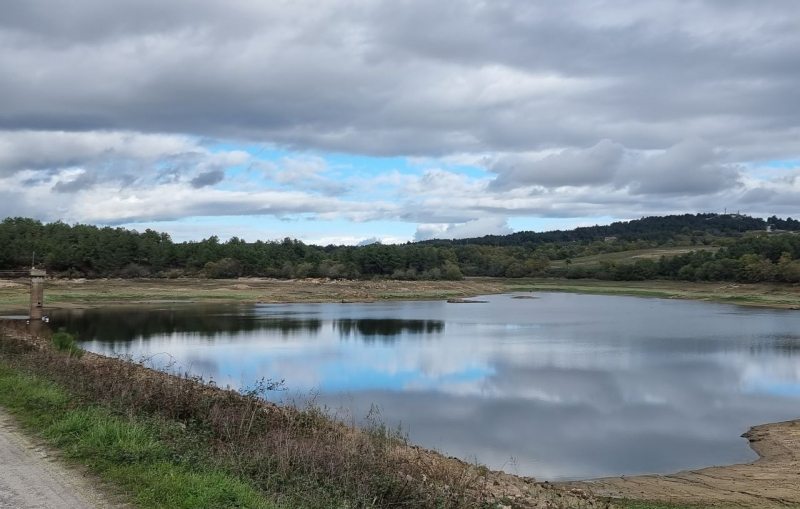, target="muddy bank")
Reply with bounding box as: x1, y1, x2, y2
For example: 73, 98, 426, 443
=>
563, 419, 800, 507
